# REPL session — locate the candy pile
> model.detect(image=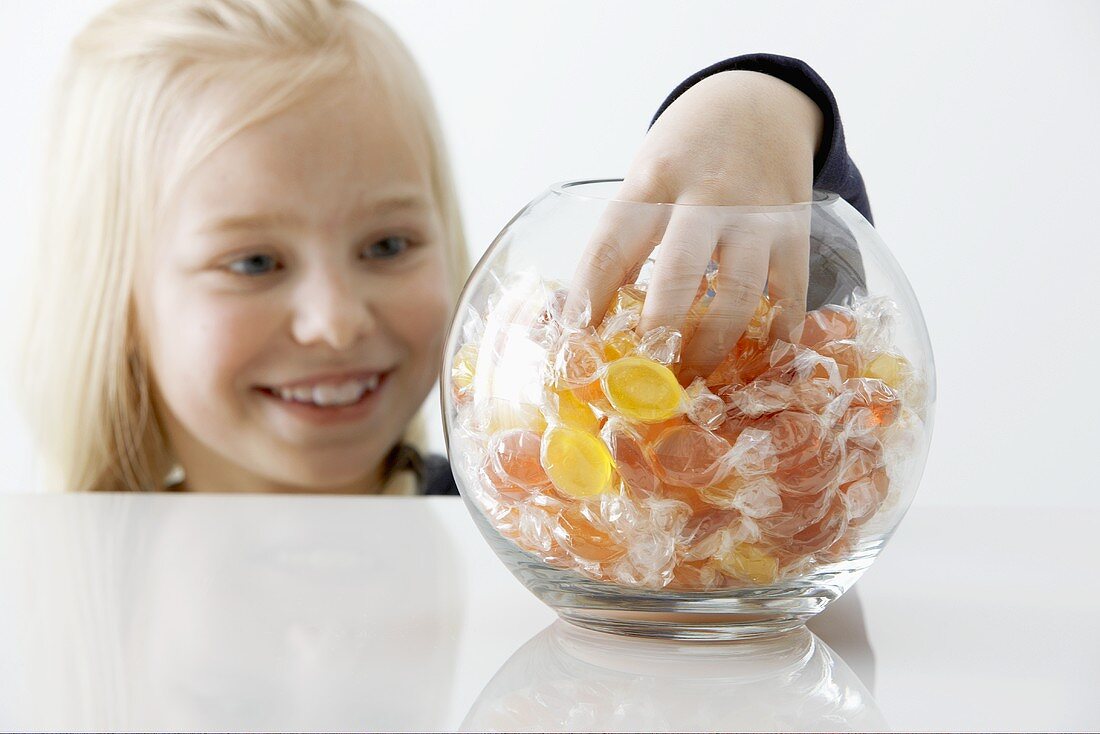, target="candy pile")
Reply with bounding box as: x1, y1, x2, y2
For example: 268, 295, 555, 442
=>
450, 271, 926, 591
